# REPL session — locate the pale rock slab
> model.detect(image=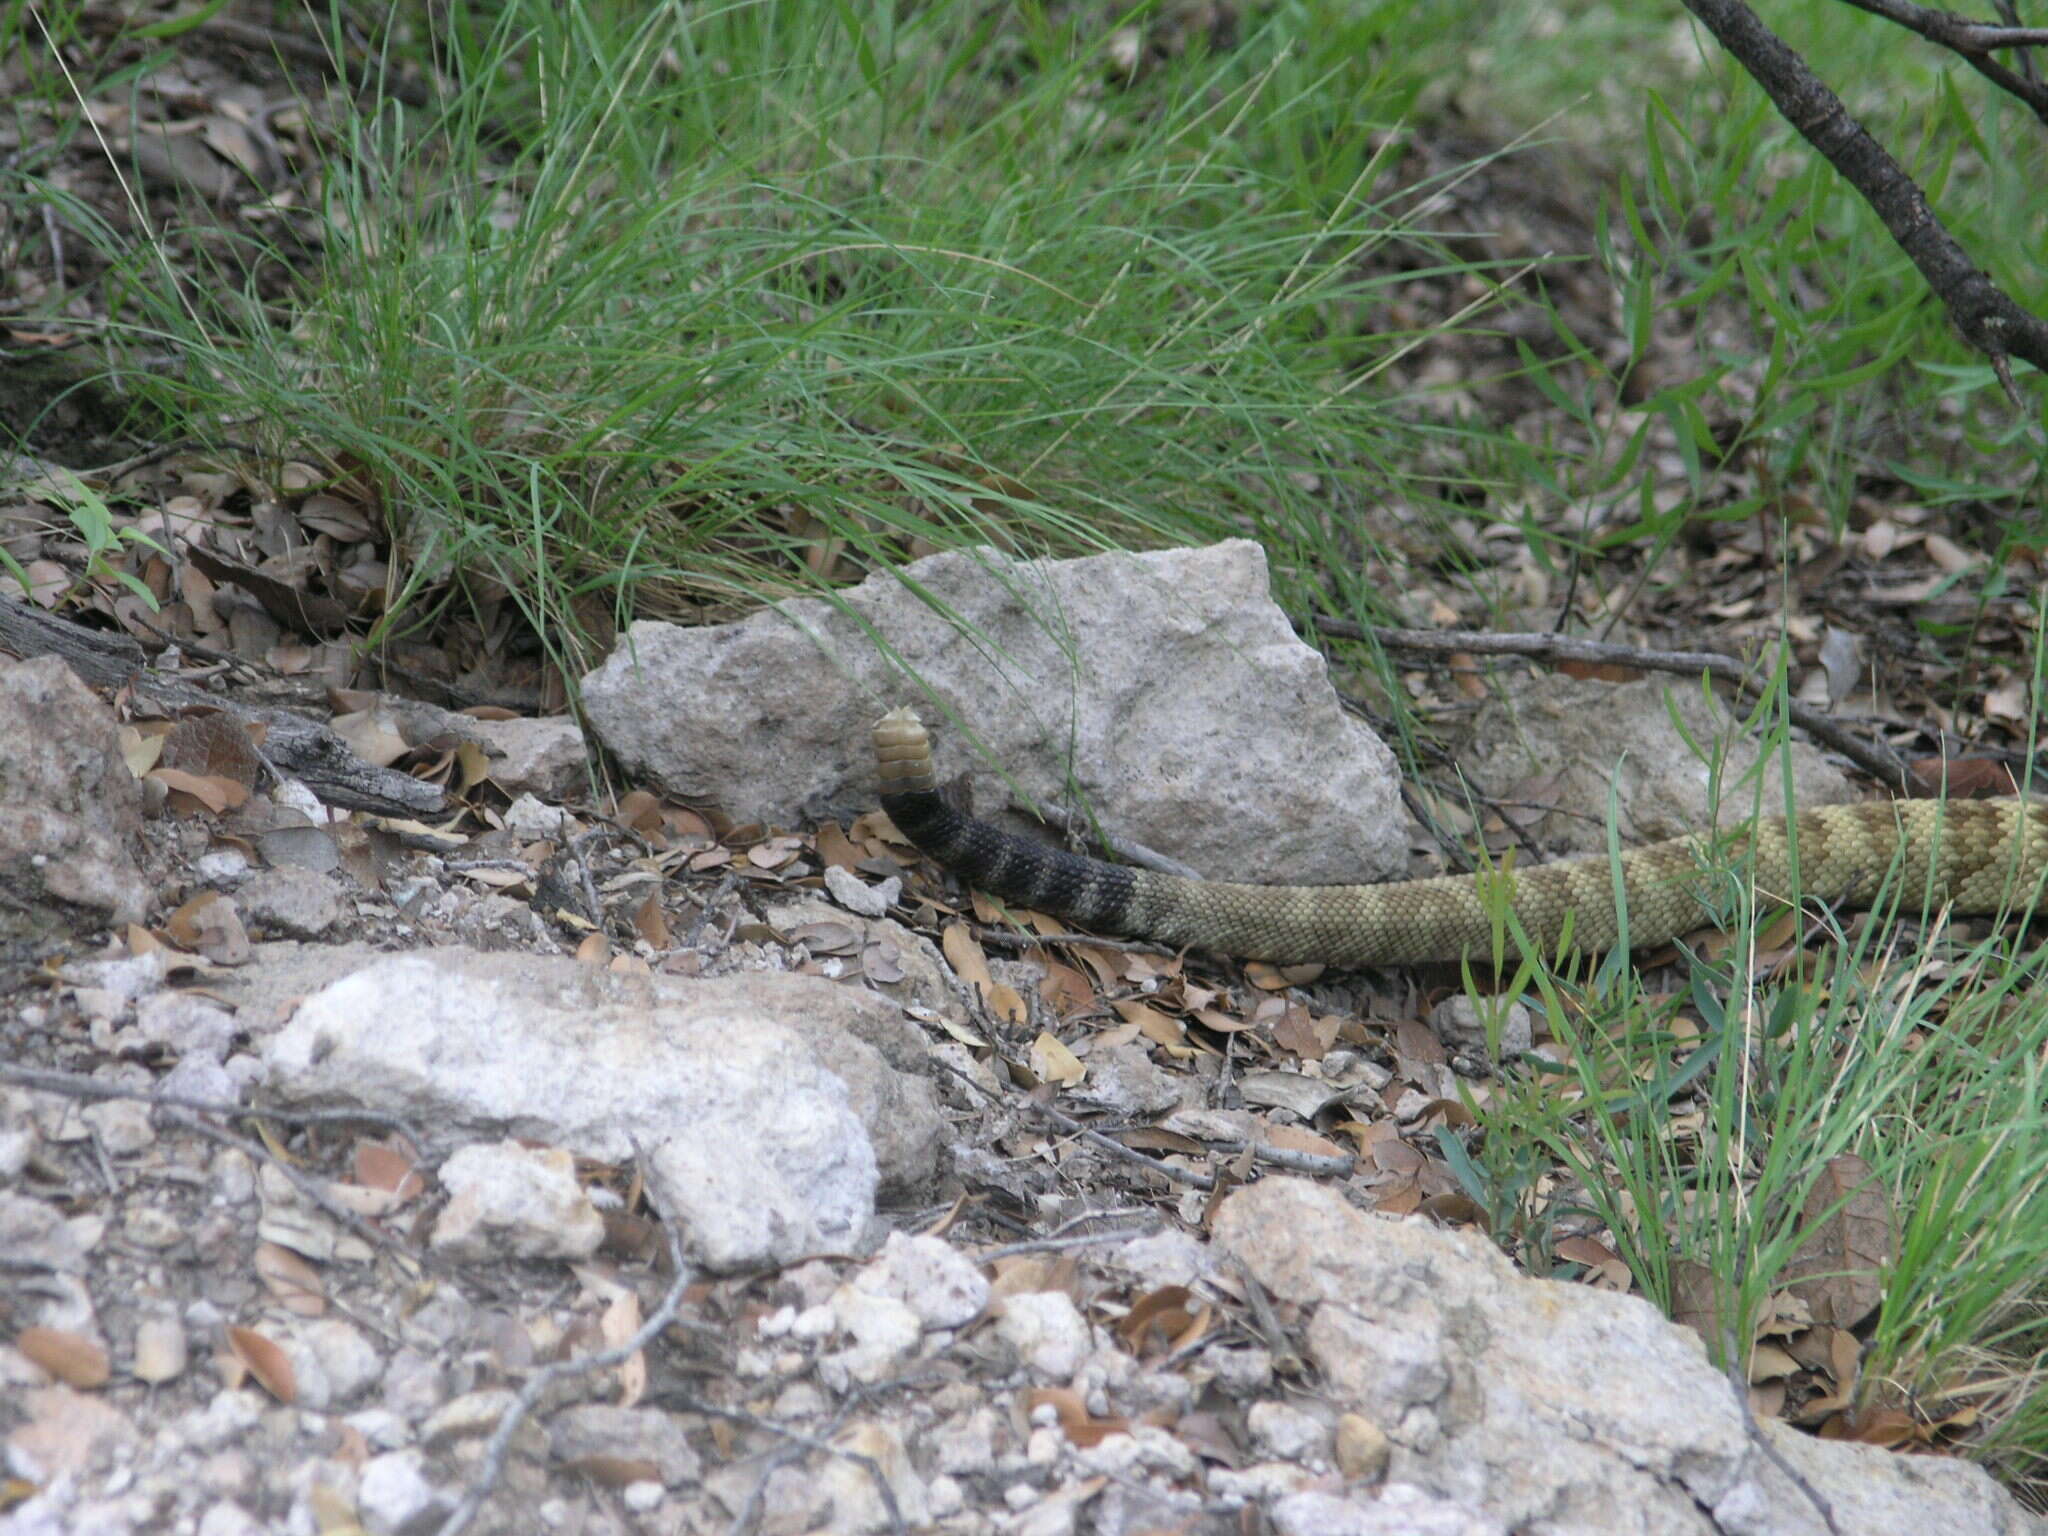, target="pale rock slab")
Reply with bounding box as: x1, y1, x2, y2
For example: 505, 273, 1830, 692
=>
850, 1230, 990, 1330
994, 1290, 1092, 1383
0, 656, 149, 924
431, 1141, 604, 1261
1213, 1178, 2037, 1536
261, 949, 942, 1271
581, 540, 1406, 885
1464, 673, 1854, 855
